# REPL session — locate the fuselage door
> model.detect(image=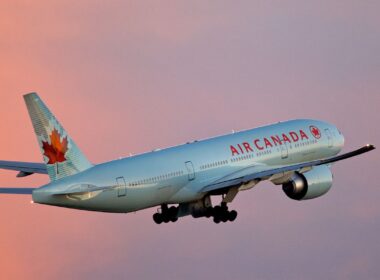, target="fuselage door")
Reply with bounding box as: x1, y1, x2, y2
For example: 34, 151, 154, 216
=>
185, 161, 195, 181
116, 176, 127, 197
325, 128, 333, 148
281, 143, 288, 159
